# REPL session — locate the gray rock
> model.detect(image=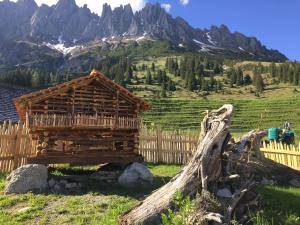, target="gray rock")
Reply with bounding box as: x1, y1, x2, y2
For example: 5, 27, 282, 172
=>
65, 182, 77, 189
118, 163, 153, 188
290, 178, 300, 187
5, 164, 48, 194
89, 171, 118, 181
48, 178, 56, 188
261, 177, 276, 185
59, 180, 68, 186
216, 188, 232, 198
261, 177, 270, 185
53, 184, 62, 192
